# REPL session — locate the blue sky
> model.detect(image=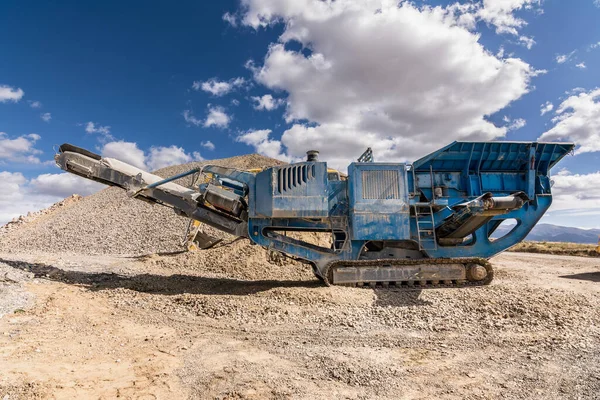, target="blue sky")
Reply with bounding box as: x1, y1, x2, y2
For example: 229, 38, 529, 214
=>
1, 0, 600, 228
